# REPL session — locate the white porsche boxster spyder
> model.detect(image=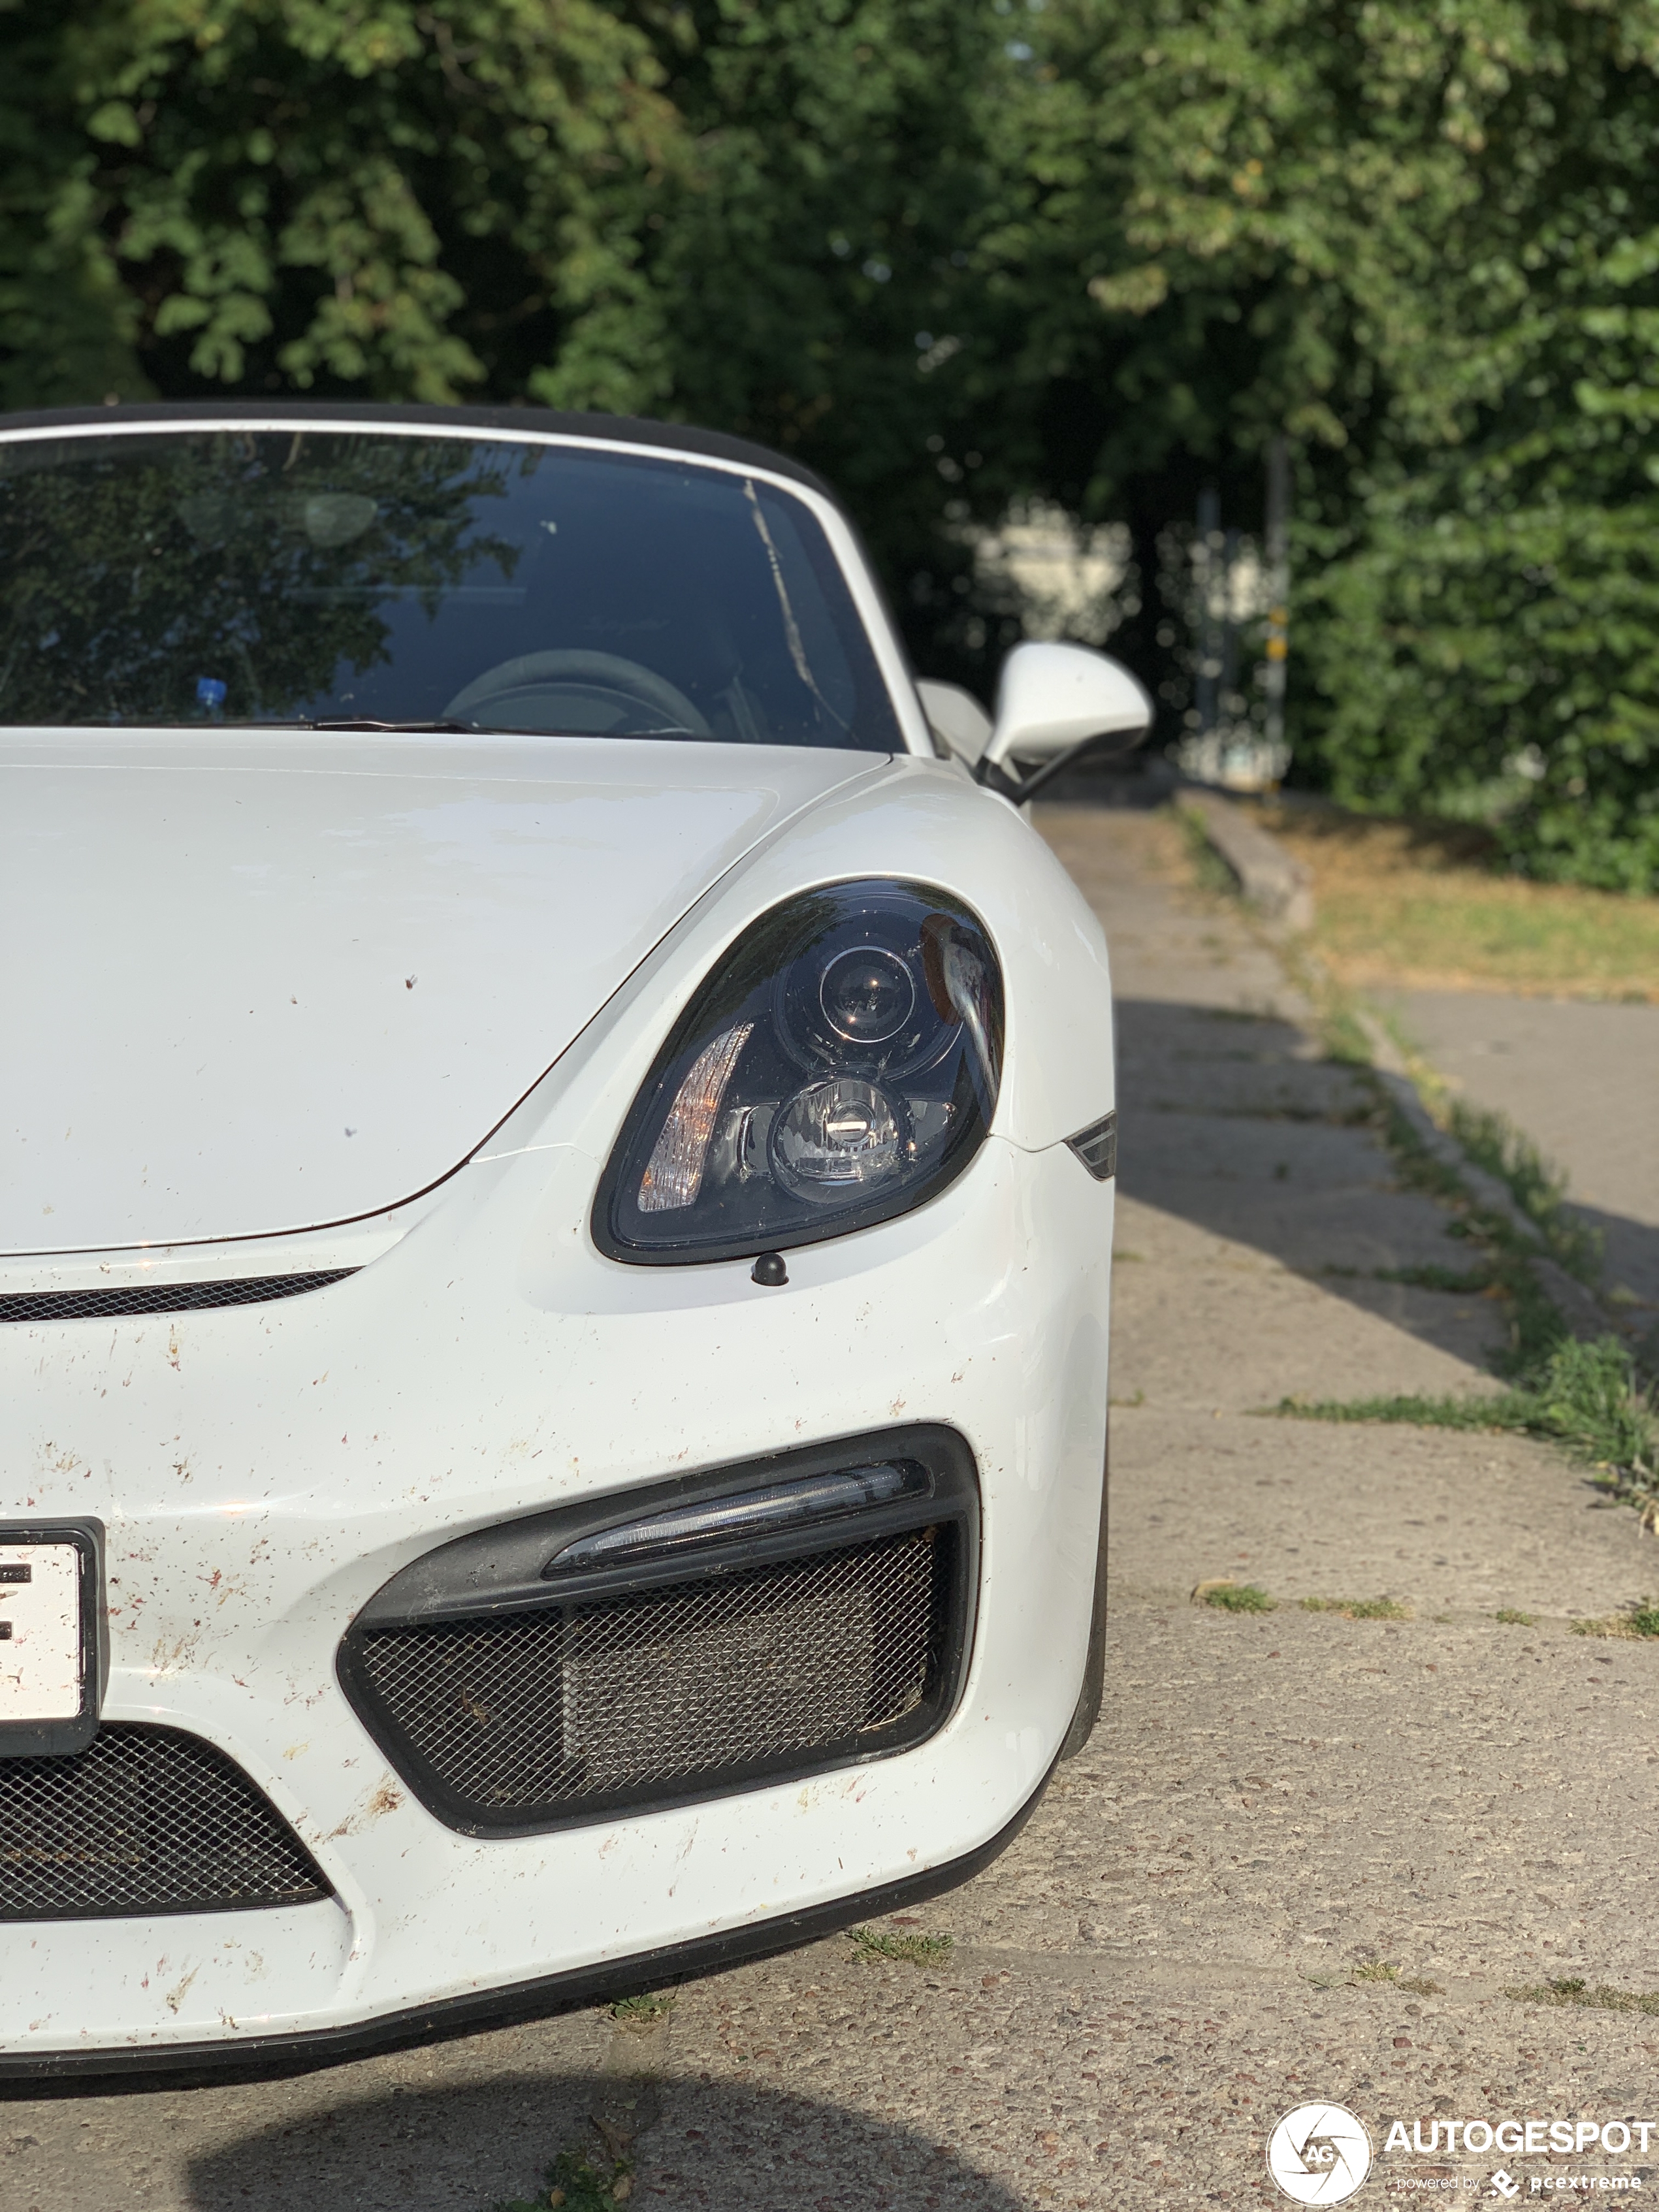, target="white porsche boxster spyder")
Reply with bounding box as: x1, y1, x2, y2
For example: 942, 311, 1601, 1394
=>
0, 403, 1144, 2073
